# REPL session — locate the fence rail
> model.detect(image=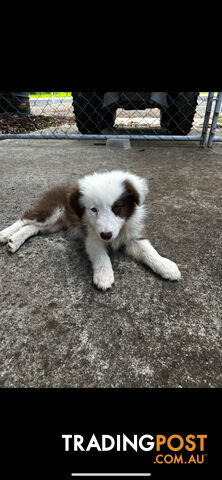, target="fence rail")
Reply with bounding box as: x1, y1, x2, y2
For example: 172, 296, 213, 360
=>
0, 92, 221, 146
